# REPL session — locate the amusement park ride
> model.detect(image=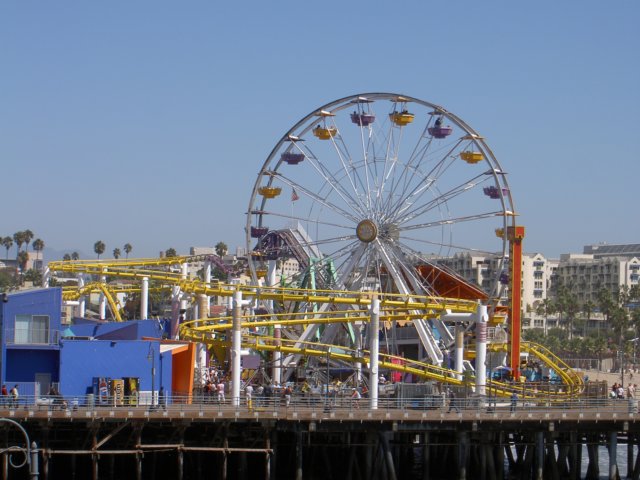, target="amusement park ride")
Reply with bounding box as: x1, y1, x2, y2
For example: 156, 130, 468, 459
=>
46, 93, 583, 403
